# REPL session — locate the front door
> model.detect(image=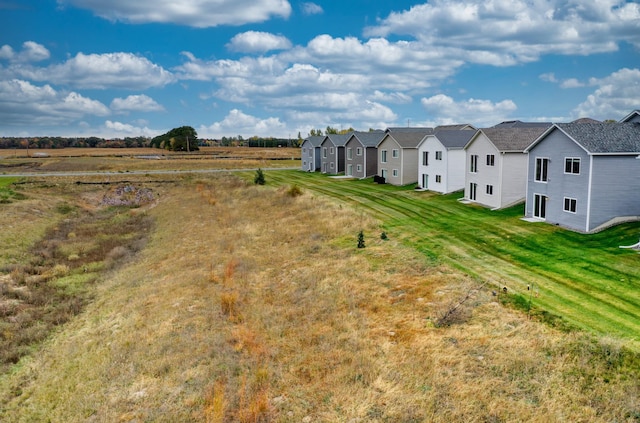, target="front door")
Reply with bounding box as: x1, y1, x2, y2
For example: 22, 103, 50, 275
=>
534, 194, 546, 219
